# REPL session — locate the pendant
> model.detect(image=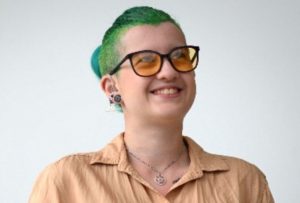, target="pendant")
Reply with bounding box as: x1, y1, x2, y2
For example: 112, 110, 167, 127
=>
154, 173, 166, 186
